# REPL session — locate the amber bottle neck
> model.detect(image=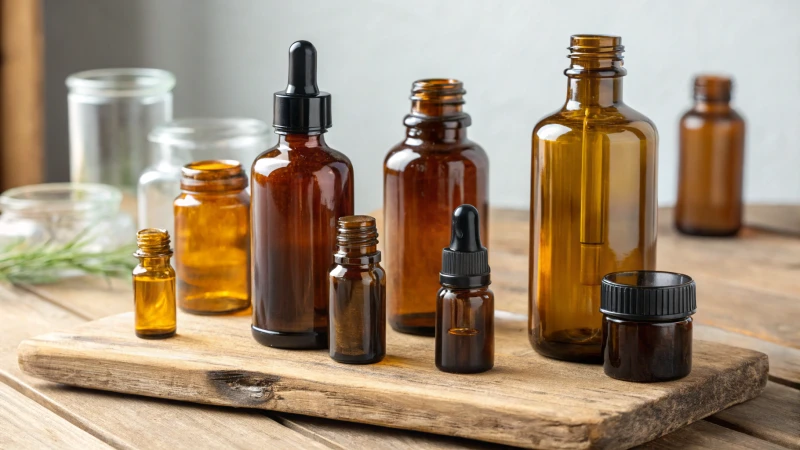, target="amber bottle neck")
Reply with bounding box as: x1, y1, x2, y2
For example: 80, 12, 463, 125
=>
334, 216, 380, 264
277, 132, 328, 148
404, 79, 470, 144
693, 99, 732, 113
139, 256, 171, 269
565, 76, 624, 109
